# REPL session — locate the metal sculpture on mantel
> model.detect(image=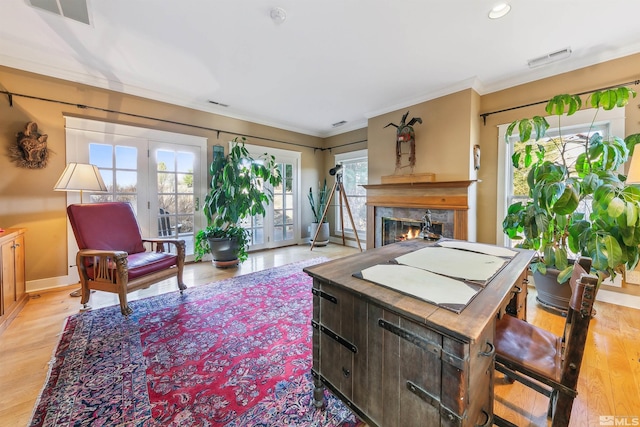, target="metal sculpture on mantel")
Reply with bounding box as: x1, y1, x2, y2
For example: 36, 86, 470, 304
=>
384, 111, 422, 172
